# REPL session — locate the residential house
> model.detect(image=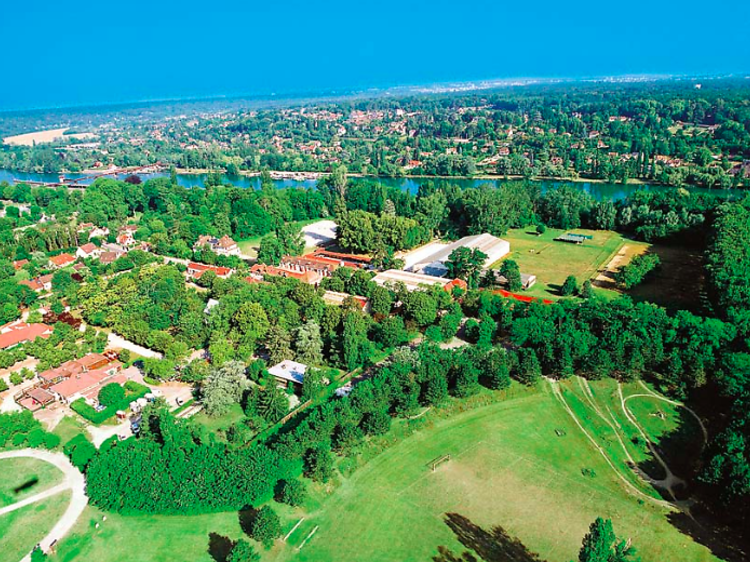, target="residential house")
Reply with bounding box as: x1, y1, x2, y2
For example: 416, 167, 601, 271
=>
48, 253, 76, 269
186, 262, 233, 280
76, 243, 102, 260
193, 235, 241, 256
268, 359, 307, 389
12, 259, 29, 270
117, 225, 138, 246
19, 274, 54, 293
